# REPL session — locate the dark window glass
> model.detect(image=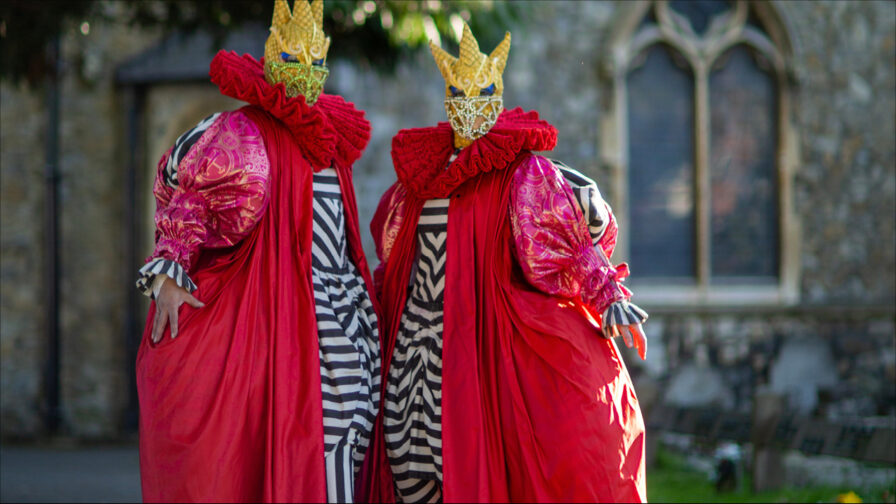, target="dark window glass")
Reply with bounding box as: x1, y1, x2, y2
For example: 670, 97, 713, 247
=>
628, 44, 696, 280
709, 45, 779, 280
669, 0, 731, 35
